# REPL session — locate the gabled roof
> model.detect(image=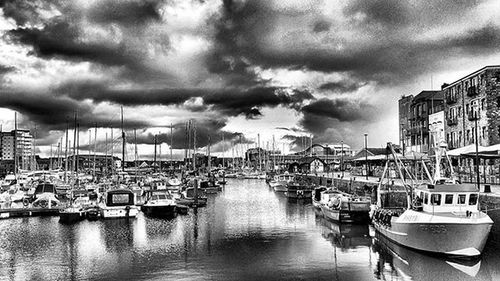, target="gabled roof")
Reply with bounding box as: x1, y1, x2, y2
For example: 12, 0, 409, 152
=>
353, 148, 388, 159
299, 157, 325, 165
413, 90, 443, 102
